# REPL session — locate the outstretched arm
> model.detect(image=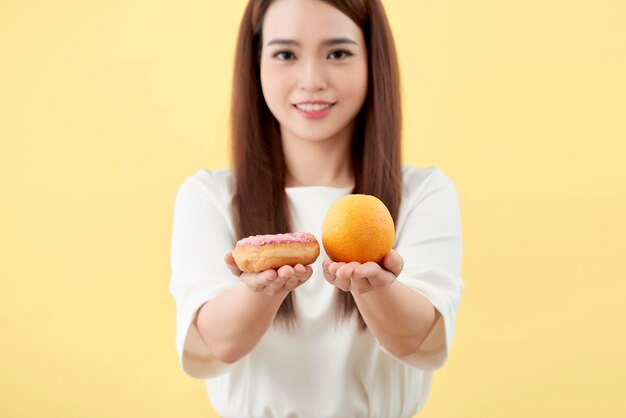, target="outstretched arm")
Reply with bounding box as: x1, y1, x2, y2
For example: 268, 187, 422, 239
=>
323, 250, 440, 357
195, 255, 313, 364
